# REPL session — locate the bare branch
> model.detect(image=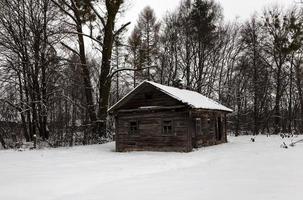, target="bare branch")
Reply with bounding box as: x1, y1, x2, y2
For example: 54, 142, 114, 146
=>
50, 0, 78, 23
109, 66, 157, 79
89, 2, 106, 27
62, 31, 103, 45
114, 22, 131, 37
60, 42, 80, 56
